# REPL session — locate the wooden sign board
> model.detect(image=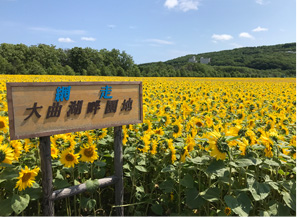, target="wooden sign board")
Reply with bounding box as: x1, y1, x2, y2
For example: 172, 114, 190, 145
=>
7, 82, 143, 140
